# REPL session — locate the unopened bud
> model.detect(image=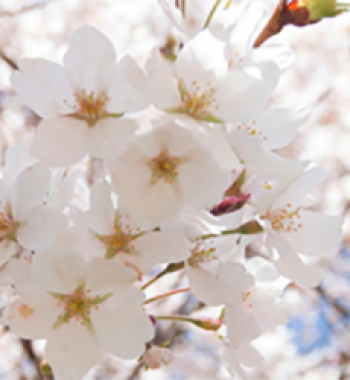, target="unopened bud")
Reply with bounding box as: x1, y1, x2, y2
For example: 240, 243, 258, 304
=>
143, 345, 173, 369
191, 317, 222, 331
40, 361, 52, 376
288, 0, 349, 22
211, 194, 251, 216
